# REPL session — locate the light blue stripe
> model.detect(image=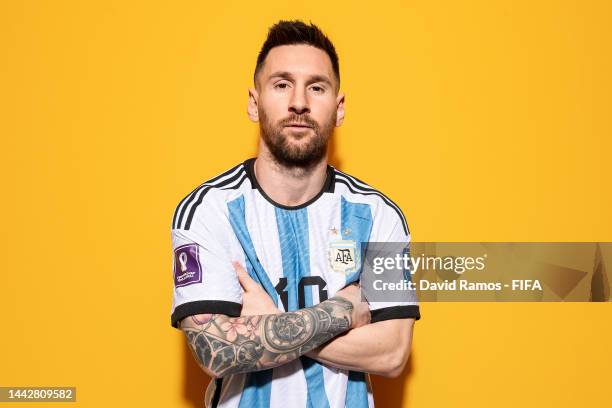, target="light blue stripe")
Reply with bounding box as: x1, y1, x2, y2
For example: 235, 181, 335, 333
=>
227, 196, 277, 303
238, 370, 274, 408
293, 209, 313, 308
274, 208, 300, 311
341, 197, 373, 407
340, 196, 373, 285
345, 371, 369, 408
227, 196, 274, 408
301, 357, 329, 408
275, 207, 330, 408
